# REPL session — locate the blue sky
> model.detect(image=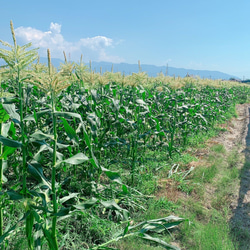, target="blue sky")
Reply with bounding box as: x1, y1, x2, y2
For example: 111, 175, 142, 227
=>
1, 0, 250, 78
